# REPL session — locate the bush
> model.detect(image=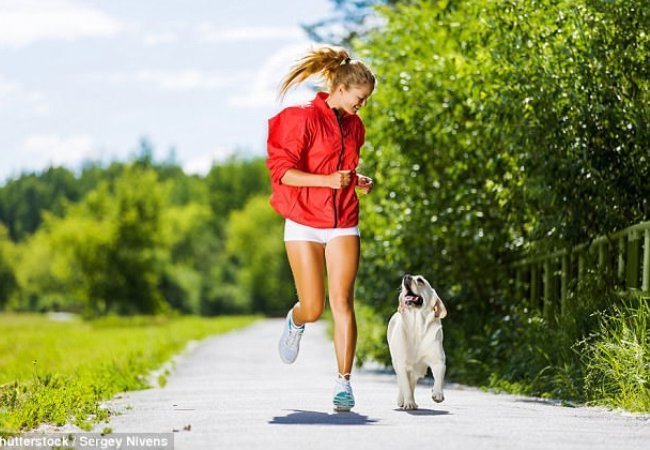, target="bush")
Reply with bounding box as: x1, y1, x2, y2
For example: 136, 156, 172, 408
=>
352, 0, 648, 412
